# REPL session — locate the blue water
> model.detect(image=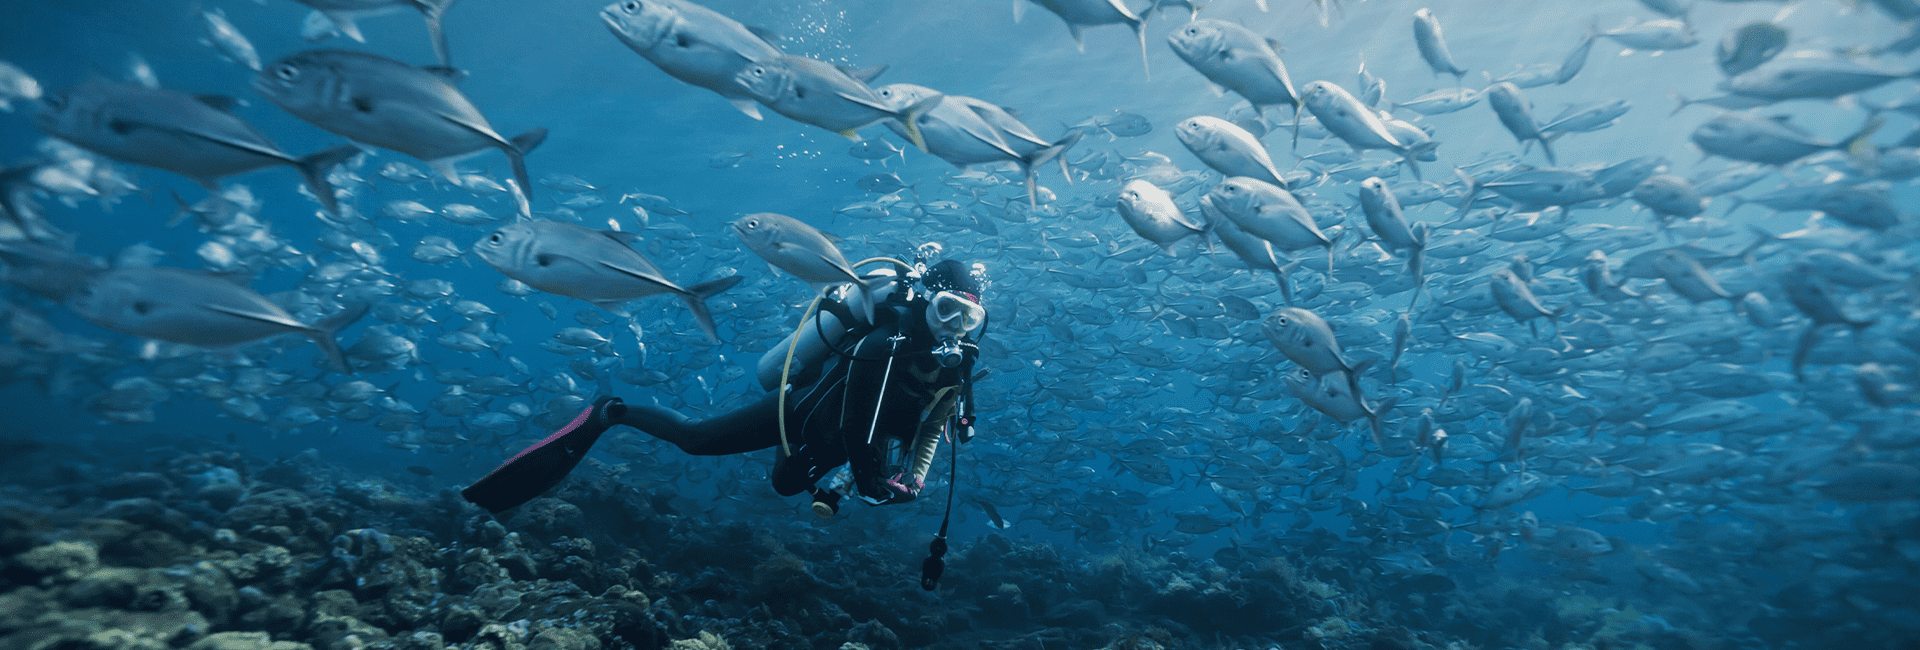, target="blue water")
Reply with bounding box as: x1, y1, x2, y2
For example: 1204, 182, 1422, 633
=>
5, 1, 1920, 648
